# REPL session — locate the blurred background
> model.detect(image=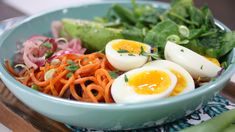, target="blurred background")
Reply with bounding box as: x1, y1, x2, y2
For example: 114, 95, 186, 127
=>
0, 0, 235, 29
